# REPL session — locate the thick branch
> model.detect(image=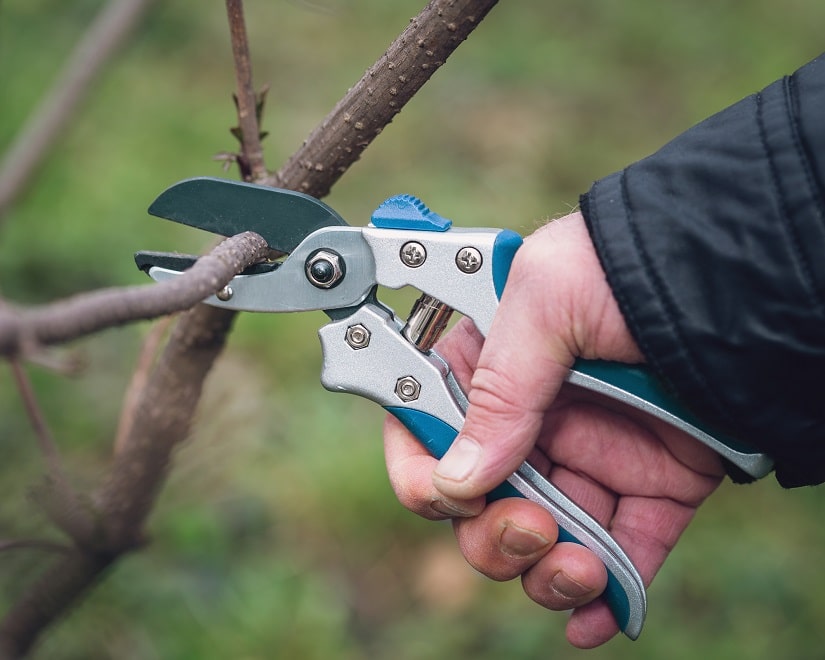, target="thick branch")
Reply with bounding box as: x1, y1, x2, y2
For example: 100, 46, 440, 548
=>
113, 316, 172, 453
0, 552, 117, 660
95, 303, 238, 550
266, 0, 500, 198
0, 231, 269, 358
